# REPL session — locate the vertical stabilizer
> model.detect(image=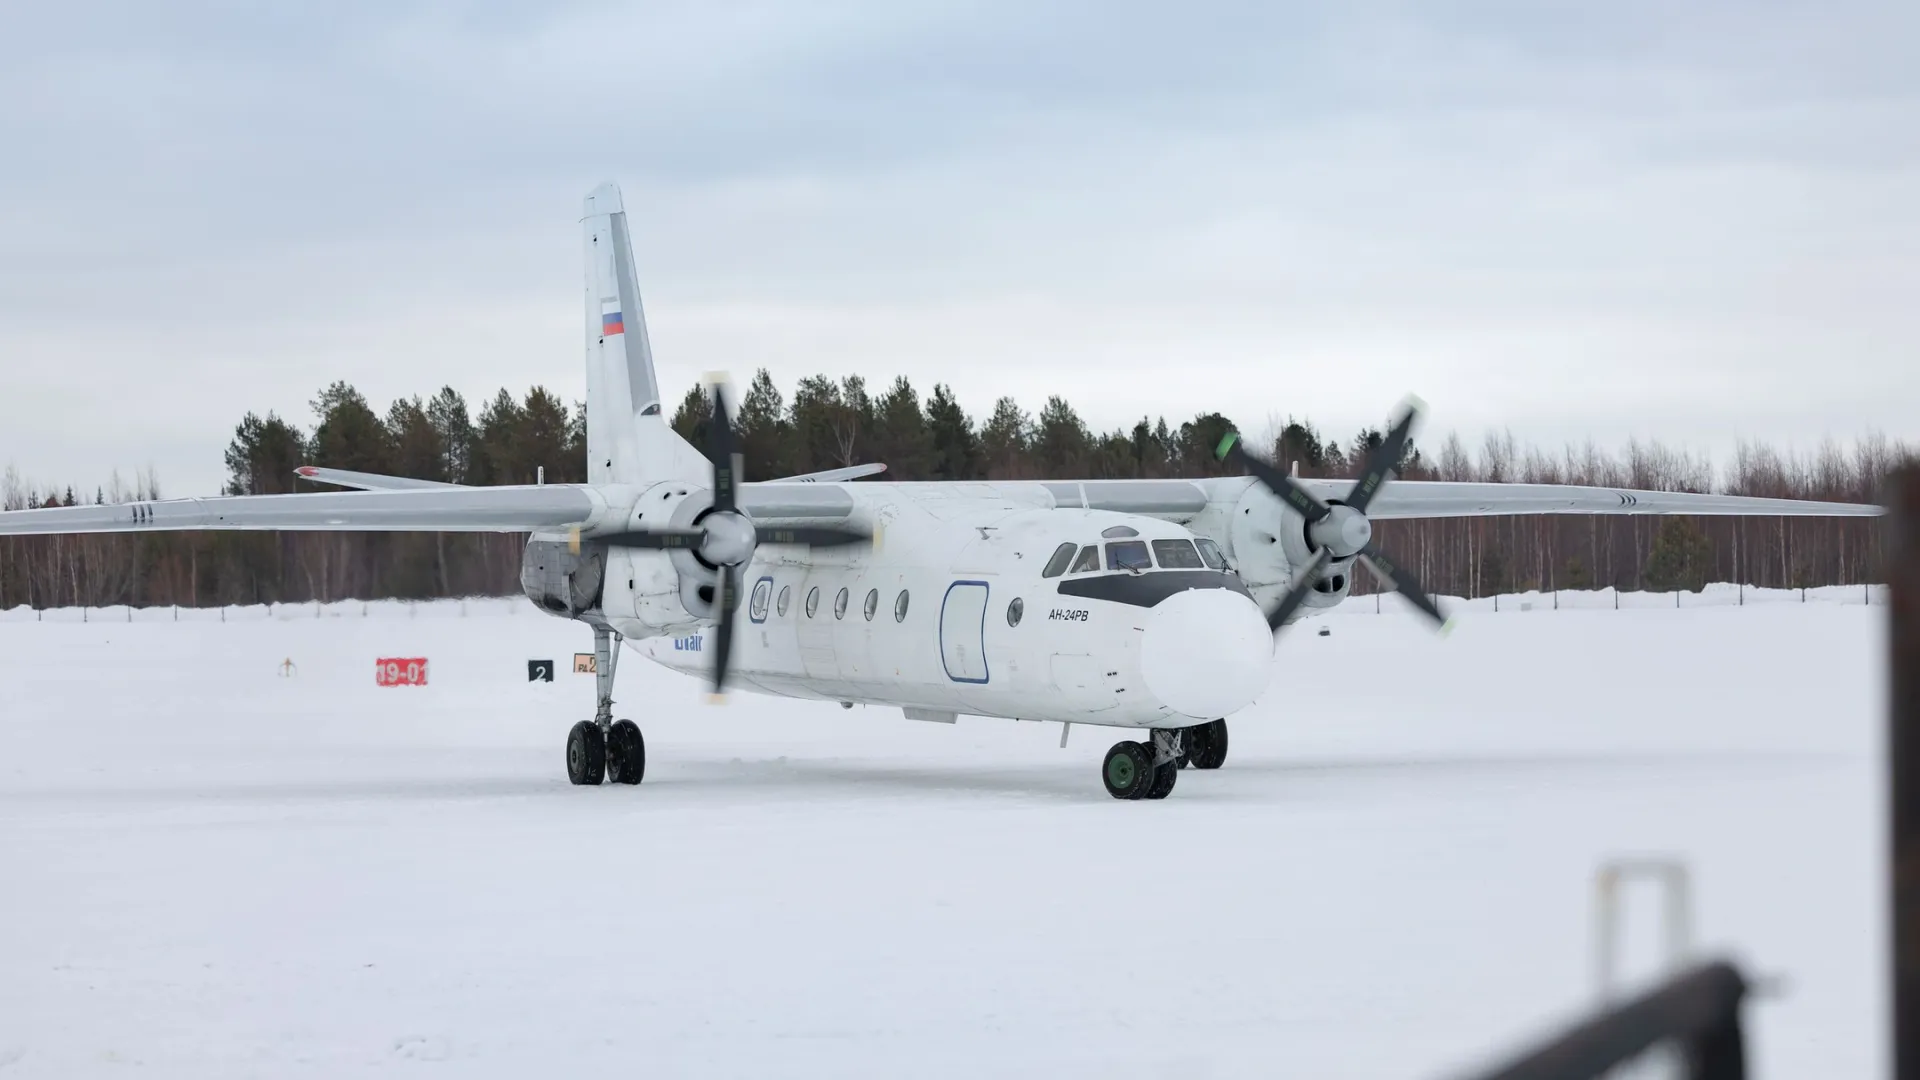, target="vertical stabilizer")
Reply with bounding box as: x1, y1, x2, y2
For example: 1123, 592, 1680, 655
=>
581, 183, 710, 485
